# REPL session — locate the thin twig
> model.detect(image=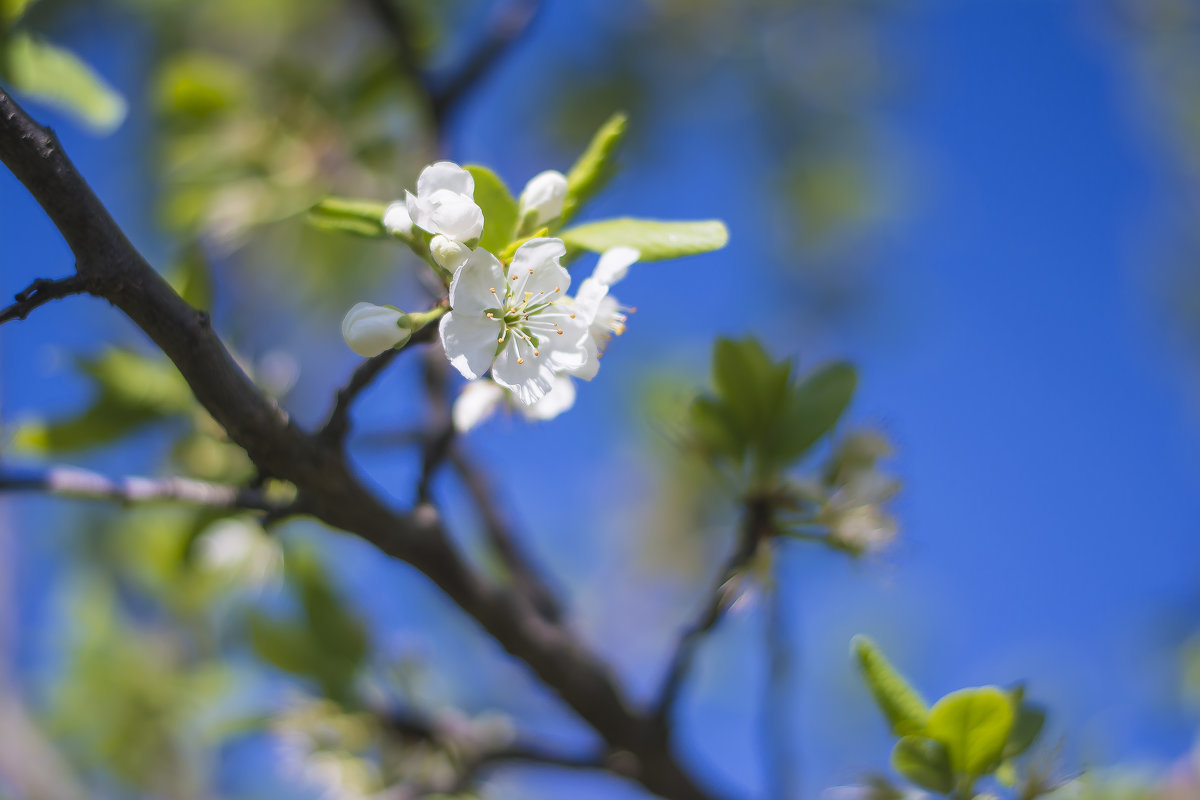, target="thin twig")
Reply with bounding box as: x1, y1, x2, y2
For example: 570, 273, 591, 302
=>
0, 465, 293, 514
416, 348, 454, 503
652, 497, 775, 727
317, 321, 439, 448
382, 709, 606, 788
0, 275, 88, 325
448, 445, 562, 623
